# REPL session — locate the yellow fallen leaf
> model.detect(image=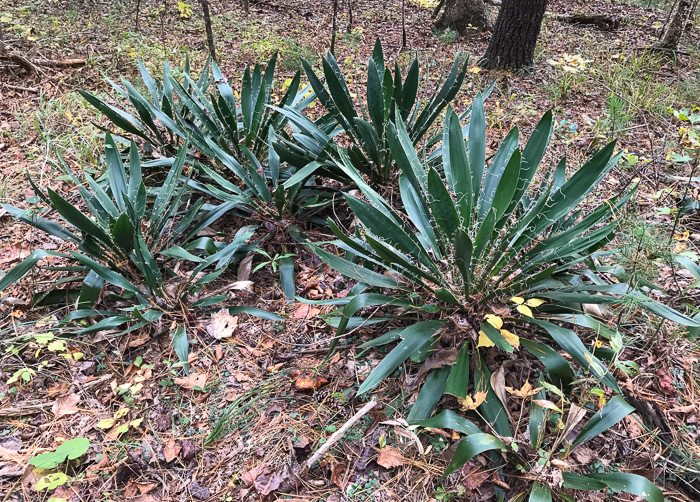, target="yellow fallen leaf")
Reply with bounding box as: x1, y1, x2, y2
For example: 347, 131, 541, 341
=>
485, 314, 503, 329
458, 391, 488, 411
130, 418, 144, 427
505, 382, 542, 398
516, 305, 533, 317
510, 296, 525, 305
97, 418, 115, 429
500, 329, 520, 349
114, 408, 130, 420
477, 331, 495, 348
525, 298, 546, 307
468, 66, 482, 74
533, 399, 562, 413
